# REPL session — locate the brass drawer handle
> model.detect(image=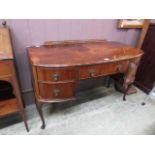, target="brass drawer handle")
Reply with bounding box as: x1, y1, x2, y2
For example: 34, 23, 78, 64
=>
53, 88, 60, 97
89, 69, 96, 77
52, 73, 60, 81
